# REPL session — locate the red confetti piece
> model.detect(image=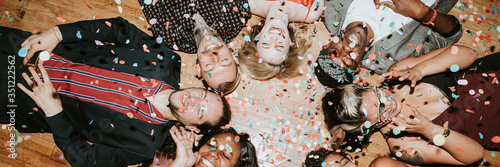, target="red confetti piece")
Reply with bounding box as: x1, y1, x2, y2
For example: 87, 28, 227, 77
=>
492, 136, 500, 143
179, 107, 184, 113
86, 2, 92, 9
392, 70, 400, 77
465, 109, 475, 114
456, 148, 464, 152
32, 107, 38, 112
407, 148, 415, 155
407, 43, 413, 47
369, 53, 376, 61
